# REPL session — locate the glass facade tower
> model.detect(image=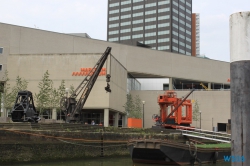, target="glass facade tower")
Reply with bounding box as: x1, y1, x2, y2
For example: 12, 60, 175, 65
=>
107, 0, 192, 55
